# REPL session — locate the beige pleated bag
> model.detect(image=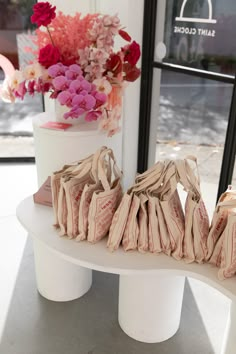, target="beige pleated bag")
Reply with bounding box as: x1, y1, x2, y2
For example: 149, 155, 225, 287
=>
51, 163, 81, 228
218, 212, 236, 280
175, 157, 209, 264
146, 161, 175, 255
58, 156, 95, 237
208, 197, 236, 272
124, 161, 173, 252
107, 161, 166, 252
157, 162, 185, 260
51, 147, 106, 237
206, 187, 236, 260
76, 148, 110, 241
87, 148, 123, 243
